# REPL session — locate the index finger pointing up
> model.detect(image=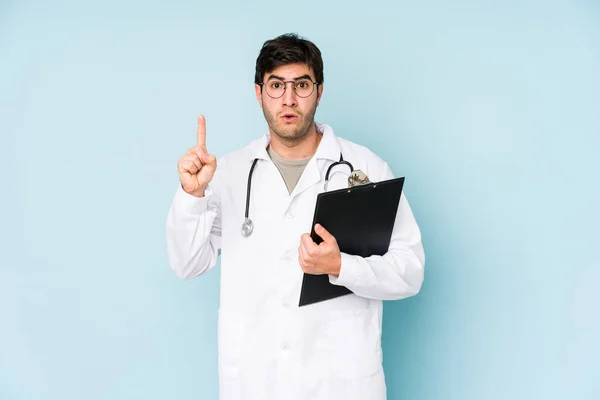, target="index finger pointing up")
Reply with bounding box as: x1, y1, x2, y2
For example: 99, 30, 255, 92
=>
197, 115, 206, 147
